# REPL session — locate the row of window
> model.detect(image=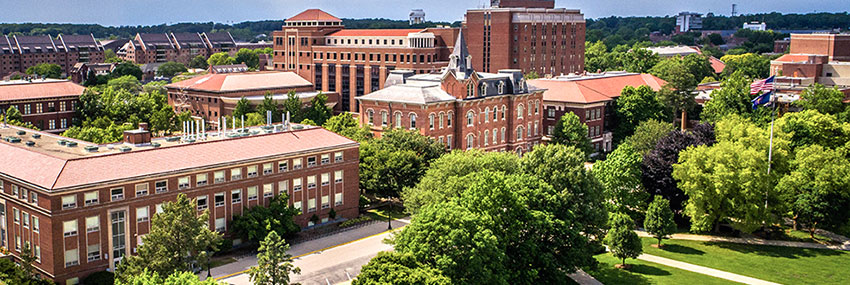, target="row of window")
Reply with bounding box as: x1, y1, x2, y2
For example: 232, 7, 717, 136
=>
312, 51, 436, 65
367, 110, 419, 129
463, 121, 540, 149
6, 100, 74, 115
